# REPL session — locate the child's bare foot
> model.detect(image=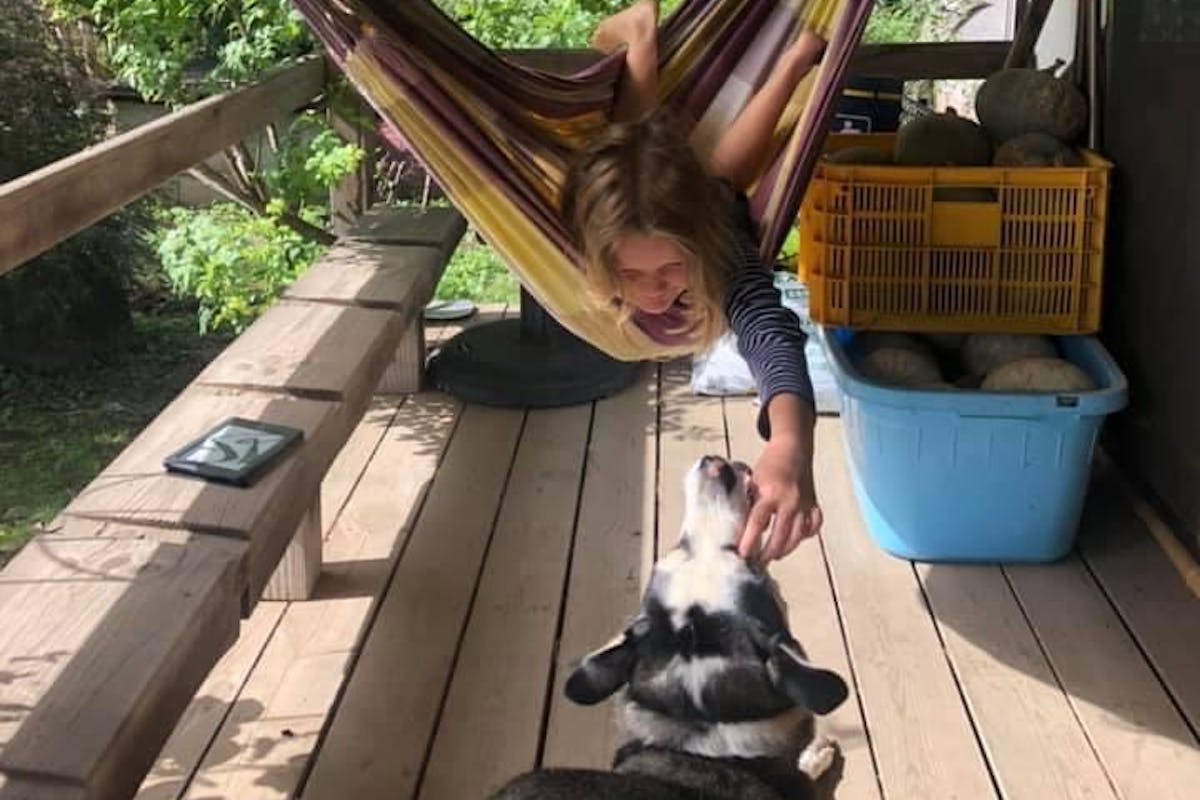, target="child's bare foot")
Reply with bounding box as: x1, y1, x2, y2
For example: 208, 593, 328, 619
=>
786, 29, 827, 69
591, 0, 658, 54
780, 29, 827, 83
